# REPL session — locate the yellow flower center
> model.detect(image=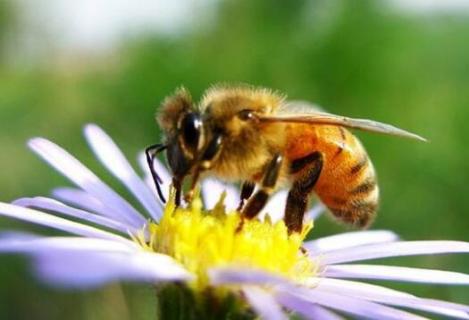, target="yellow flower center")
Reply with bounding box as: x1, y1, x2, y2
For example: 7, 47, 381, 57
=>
133, 191, 316, 289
